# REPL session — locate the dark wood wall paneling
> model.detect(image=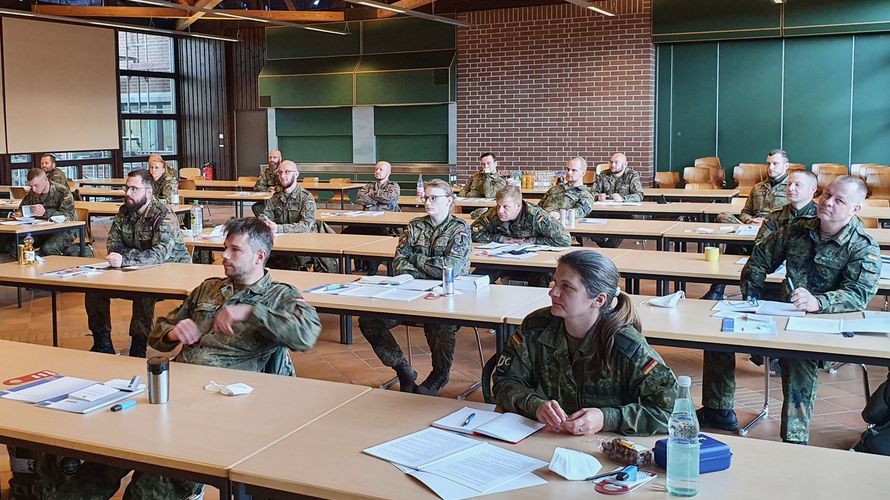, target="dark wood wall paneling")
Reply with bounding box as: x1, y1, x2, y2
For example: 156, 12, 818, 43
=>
178, 36, 230, 179
227, 27, 266, 112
